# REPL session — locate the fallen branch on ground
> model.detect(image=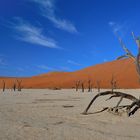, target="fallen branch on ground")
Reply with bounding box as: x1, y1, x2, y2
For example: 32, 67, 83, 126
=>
82, 91, 140, 117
